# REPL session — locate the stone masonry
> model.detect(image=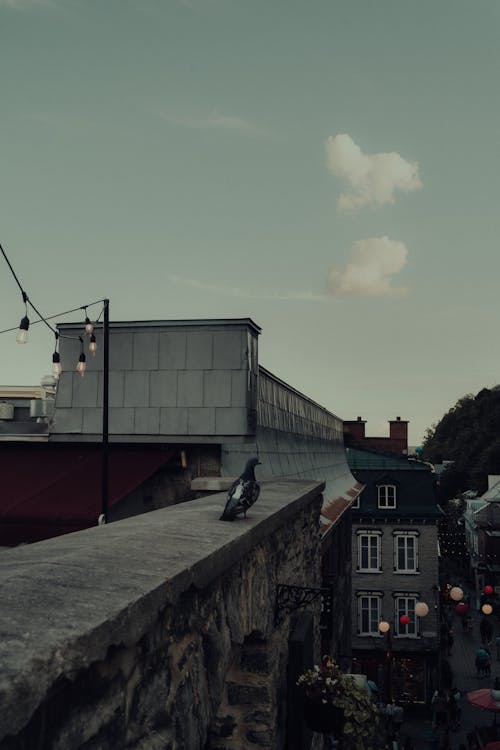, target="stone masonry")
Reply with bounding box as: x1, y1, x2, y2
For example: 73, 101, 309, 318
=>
0, 480, 323, 750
